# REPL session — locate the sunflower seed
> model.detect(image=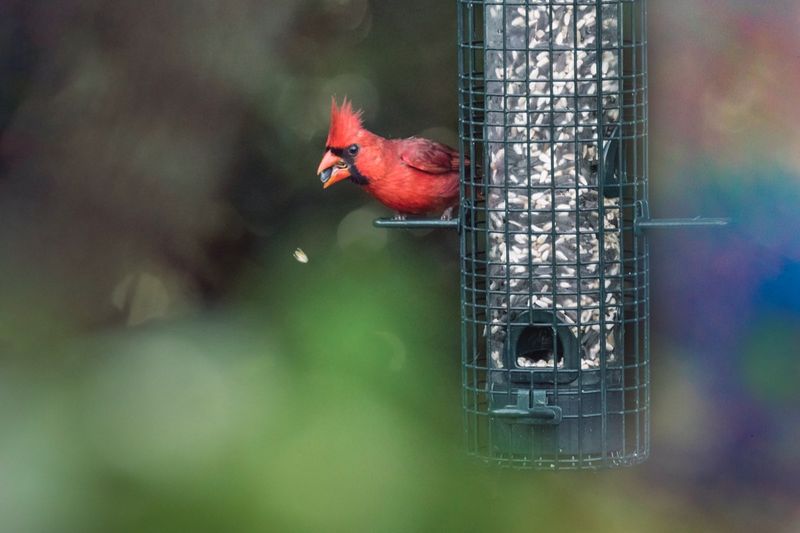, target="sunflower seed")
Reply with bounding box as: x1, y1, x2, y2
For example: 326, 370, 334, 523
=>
293, 248, 309, 263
